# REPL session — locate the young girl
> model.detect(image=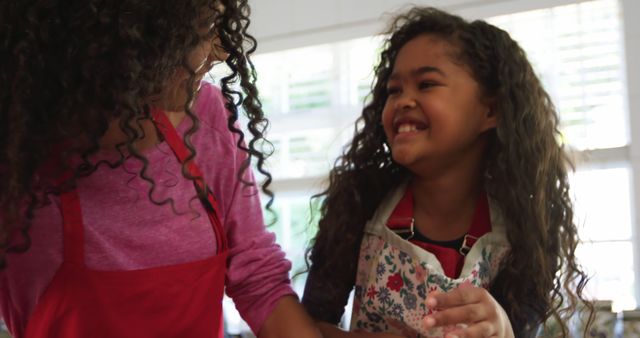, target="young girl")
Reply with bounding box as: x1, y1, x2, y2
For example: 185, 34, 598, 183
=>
0, 1, 320, 338
303, 7, 592, 338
